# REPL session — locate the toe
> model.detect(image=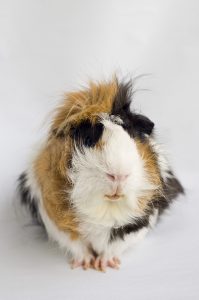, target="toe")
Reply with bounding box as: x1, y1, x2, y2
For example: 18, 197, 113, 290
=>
71, 260, 82, 269
82, 259, 90, 270
99, 259, 107, 272
108, 259, 119, 269
94, 257, 100, 270
113, 257, 121, 265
